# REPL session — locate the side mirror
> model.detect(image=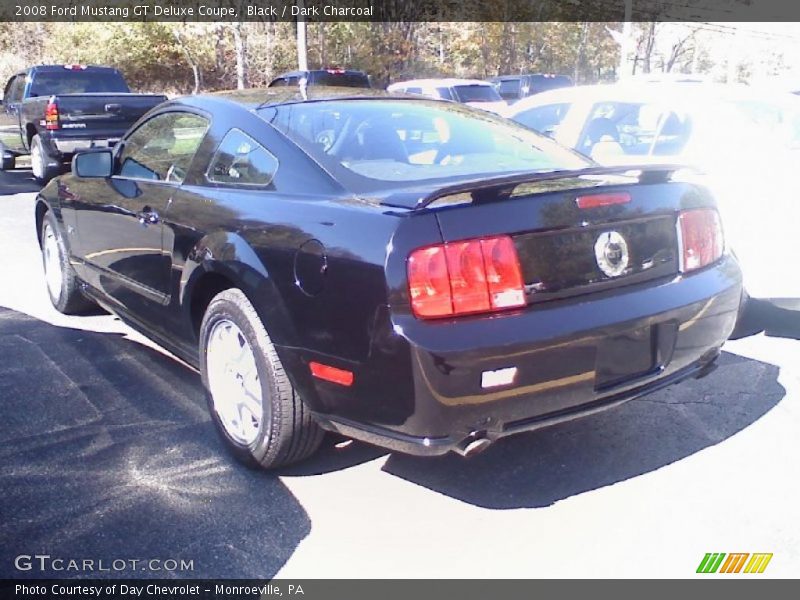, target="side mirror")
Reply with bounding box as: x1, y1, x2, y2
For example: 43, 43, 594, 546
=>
0, 98, 4, 107
72, 149, 113, 178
